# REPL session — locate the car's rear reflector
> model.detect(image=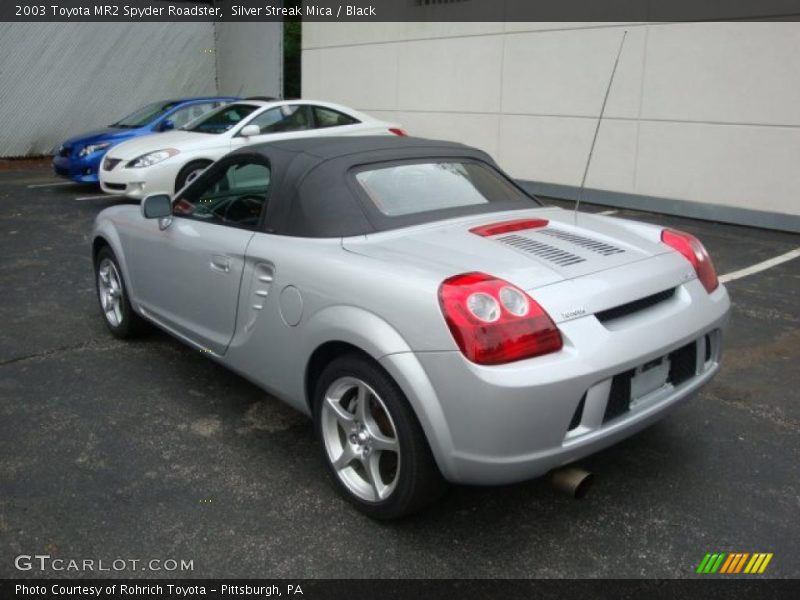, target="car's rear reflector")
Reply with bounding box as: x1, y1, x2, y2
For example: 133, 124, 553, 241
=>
388, 128, 407, 136
469, 218, 549, 237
